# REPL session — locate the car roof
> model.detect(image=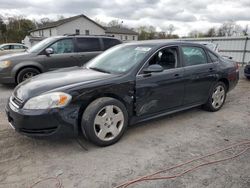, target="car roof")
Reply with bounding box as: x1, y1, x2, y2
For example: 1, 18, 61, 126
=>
123, 40, 206, 48
0, 43, 26, 46
55, 35, 121, 40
